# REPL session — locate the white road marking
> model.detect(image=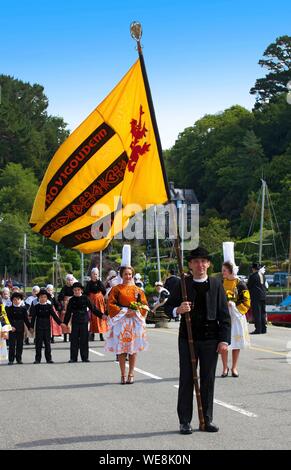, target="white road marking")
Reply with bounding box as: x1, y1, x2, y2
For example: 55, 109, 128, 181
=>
90, 347, 258, 417
125, 364, 163, 380
213, 399, 258, 418
174, 385, 258, 418
89, 349, 105, 357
